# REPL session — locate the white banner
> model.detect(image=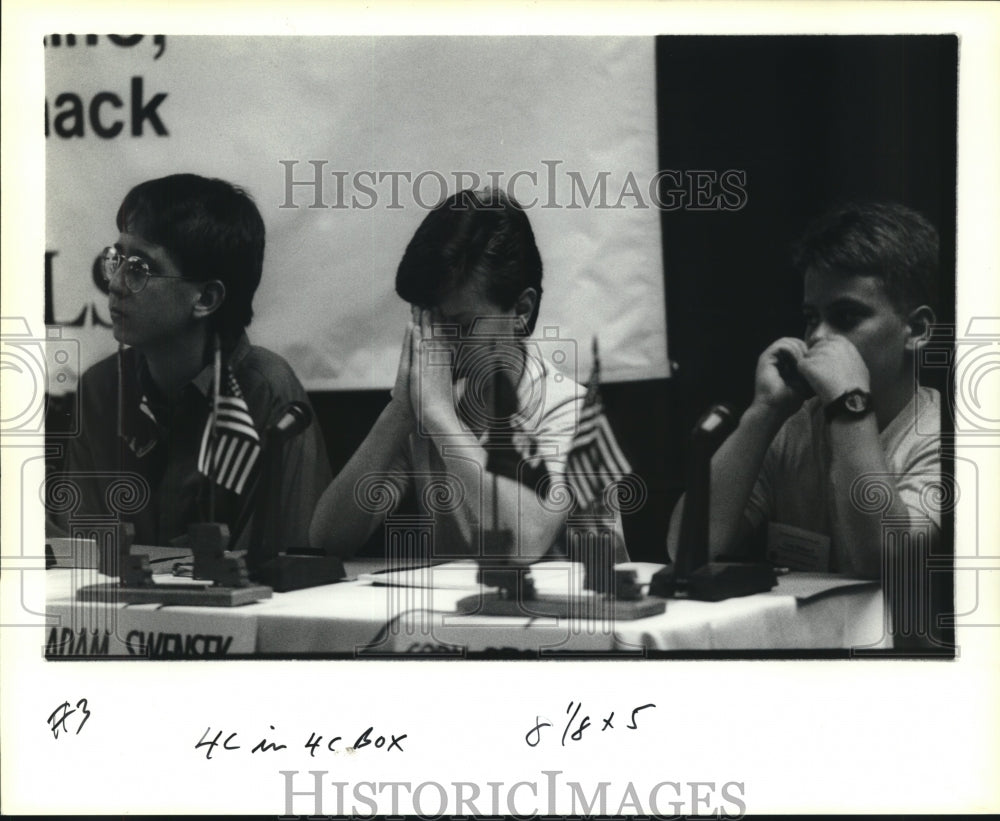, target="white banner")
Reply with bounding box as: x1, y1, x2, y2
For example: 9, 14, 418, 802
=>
46, 36, 669, 391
